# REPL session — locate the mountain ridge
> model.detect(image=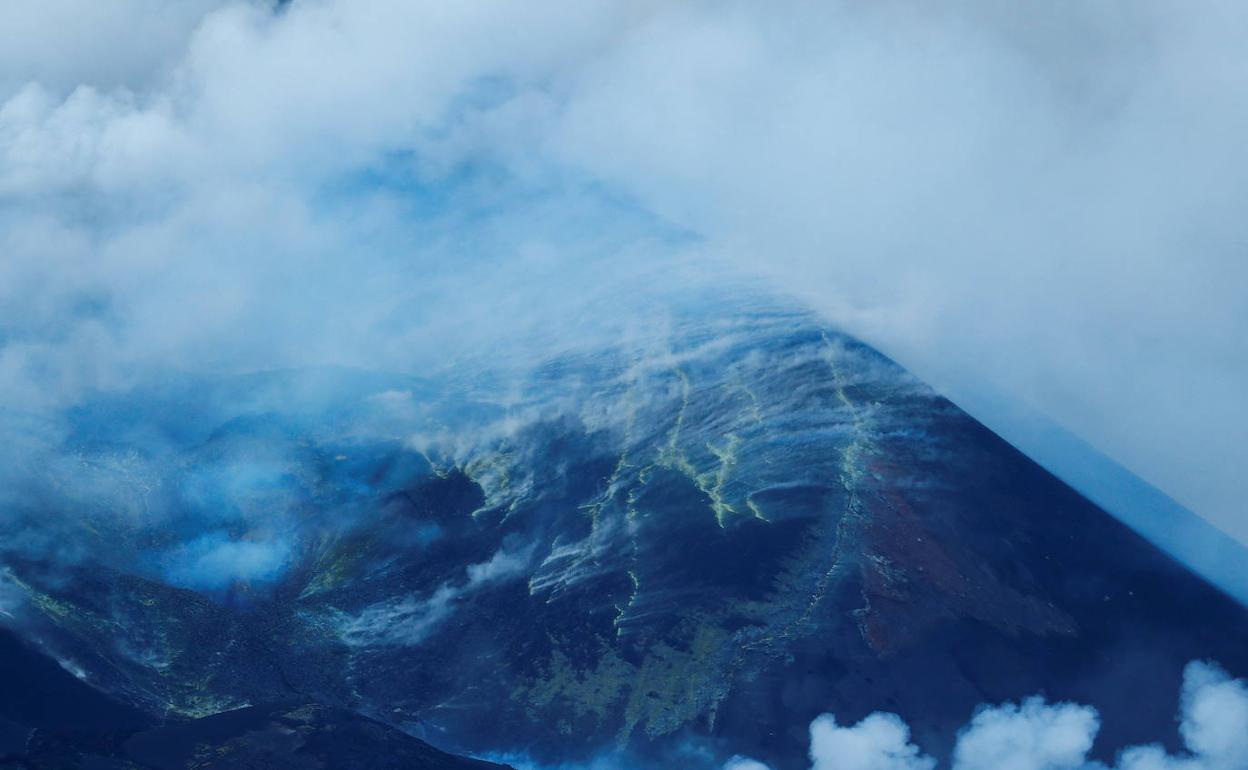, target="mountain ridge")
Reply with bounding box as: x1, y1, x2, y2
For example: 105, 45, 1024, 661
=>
0, 308, 1244, 769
